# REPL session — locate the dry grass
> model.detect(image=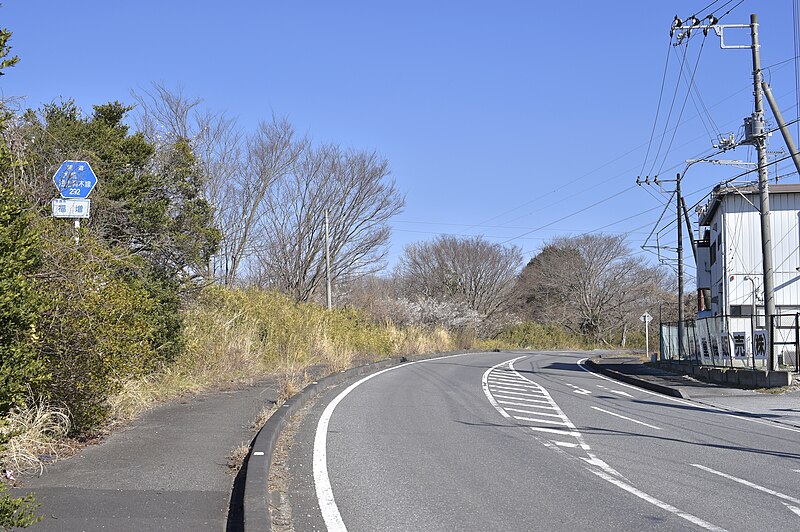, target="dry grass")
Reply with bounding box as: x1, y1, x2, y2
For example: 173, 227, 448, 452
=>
227, 441, 250, 472
1, 399, 73, 476
250, 405, 278, 432
102, 287, 474, 437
